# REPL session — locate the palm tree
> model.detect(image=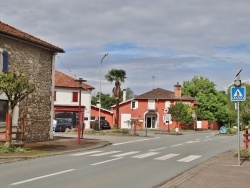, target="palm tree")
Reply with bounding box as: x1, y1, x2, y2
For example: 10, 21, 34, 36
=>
105, 69, 126, 129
